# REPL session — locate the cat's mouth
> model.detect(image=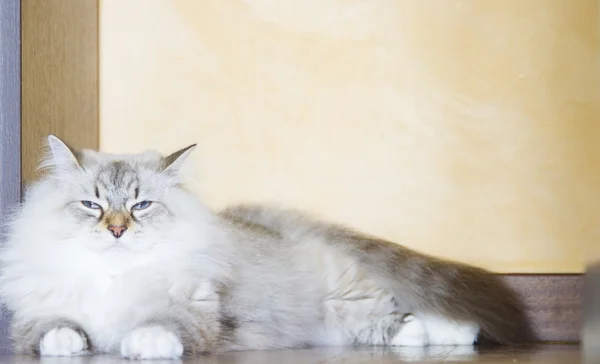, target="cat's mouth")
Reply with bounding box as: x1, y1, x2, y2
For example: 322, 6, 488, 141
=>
102, 237, 152, 253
